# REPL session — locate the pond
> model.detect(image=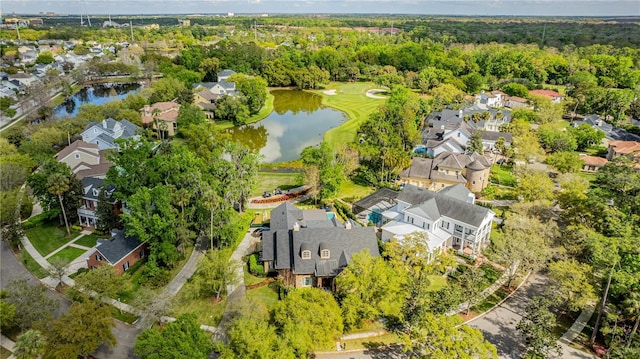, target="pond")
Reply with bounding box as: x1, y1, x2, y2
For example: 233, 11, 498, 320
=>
54, 82, 142, 118
226, 90, 346, 163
